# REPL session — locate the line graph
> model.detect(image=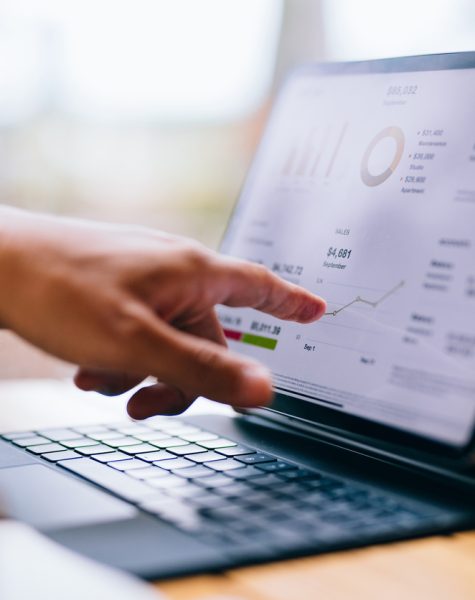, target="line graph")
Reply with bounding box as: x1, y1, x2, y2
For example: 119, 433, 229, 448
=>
323, 280, 405, 317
